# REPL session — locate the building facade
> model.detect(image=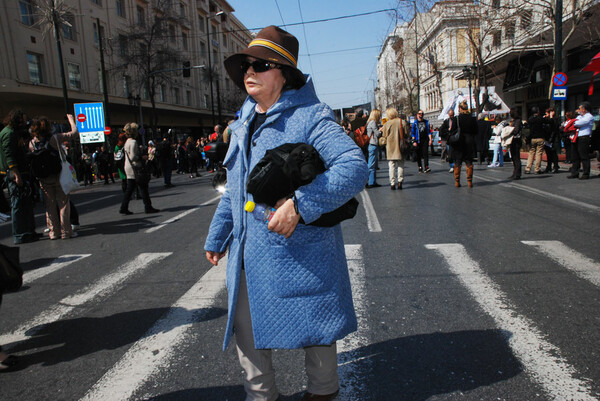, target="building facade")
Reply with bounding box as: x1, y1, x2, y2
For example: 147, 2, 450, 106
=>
0, 0, 252, 138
